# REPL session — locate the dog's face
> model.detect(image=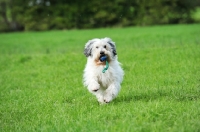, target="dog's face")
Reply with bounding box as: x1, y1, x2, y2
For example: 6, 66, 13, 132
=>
84, 37, 117, 65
